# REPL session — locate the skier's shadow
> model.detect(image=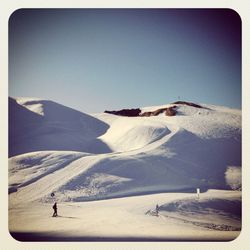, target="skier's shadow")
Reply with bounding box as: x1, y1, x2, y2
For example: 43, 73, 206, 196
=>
55, 215, 79, 219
